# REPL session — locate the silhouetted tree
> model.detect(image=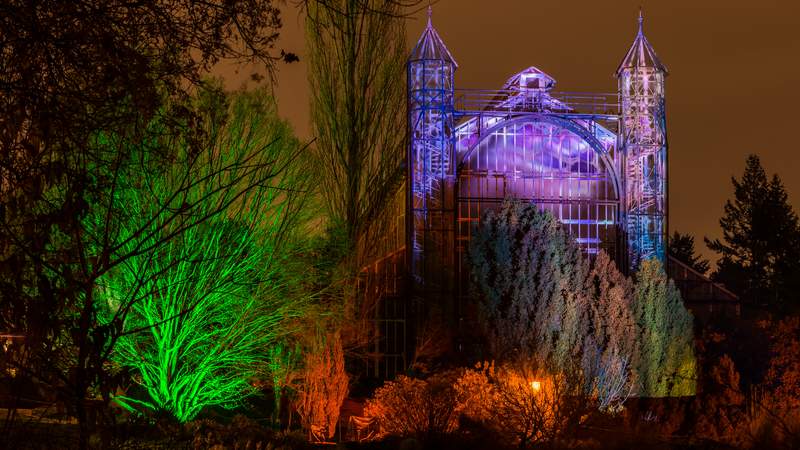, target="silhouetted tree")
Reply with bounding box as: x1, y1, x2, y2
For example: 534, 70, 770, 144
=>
302, 0, 424, 381
668, 231, 710, 274
705, 155, 800, 311
305, 0, 408, 263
